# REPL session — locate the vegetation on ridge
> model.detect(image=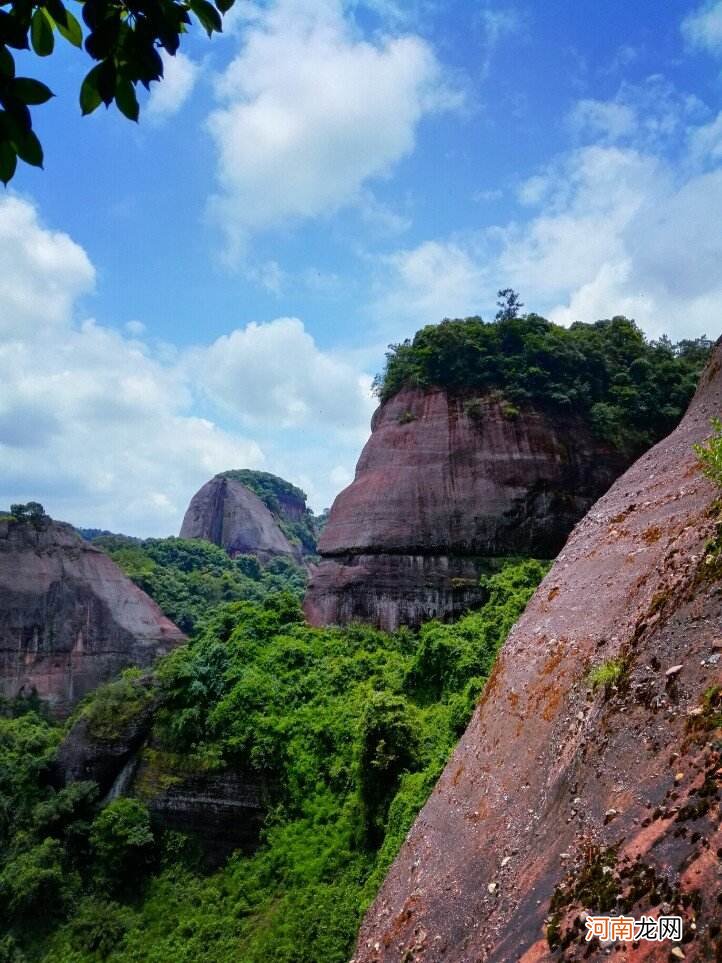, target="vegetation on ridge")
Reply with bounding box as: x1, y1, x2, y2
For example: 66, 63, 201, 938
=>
375, 308, 710, 454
